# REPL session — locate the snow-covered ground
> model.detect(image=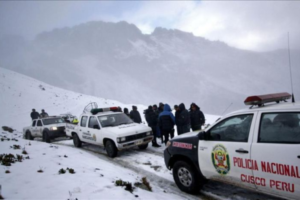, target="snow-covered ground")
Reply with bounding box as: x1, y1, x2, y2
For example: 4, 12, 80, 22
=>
0, 67, 279, 199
